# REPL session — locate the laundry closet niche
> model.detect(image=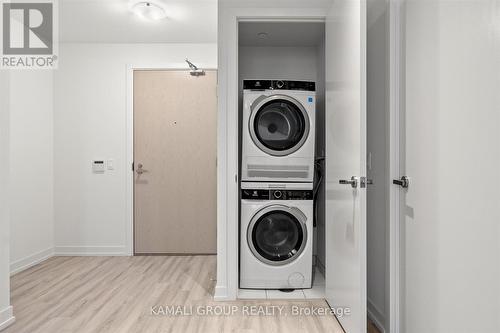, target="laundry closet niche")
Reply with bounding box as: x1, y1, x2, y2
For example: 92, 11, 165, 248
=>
237, 21, 327, 298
